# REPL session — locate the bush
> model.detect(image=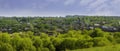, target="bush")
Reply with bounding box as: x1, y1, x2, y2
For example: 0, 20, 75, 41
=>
17, 38, 36, 51
0, 29, 119, 51
41, 48, 49, 51
0, 42, 14, 51
76, 39, 93, 48
0, 33, 10, 43
48, 44, 55, 51
60, 38, 77, 50
93, 37, 111, 47
33, 36, 43, 48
